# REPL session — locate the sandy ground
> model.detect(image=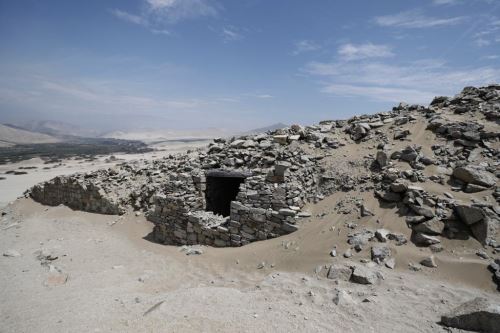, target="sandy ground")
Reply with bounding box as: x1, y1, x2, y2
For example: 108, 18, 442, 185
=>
1, 194, 498, 333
